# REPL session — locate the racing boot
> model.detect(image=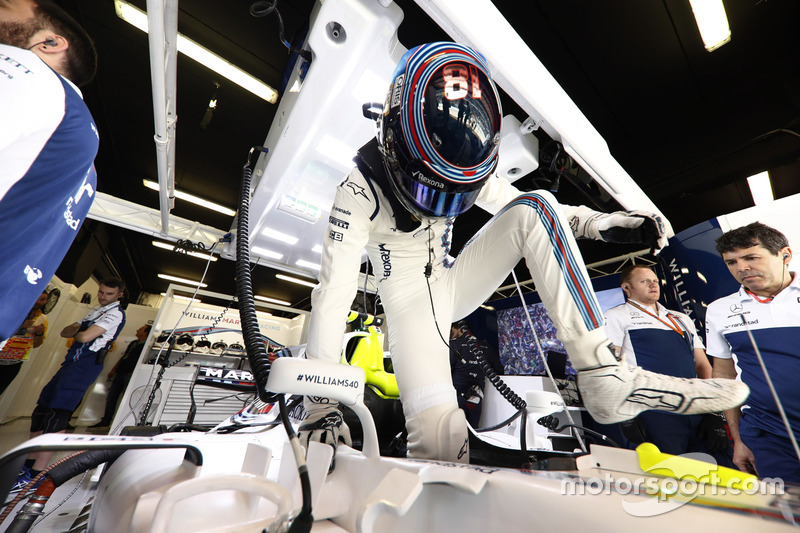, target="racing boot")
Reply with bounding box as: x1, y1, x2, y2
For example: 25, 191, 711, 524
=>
566, 336, 749, 424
